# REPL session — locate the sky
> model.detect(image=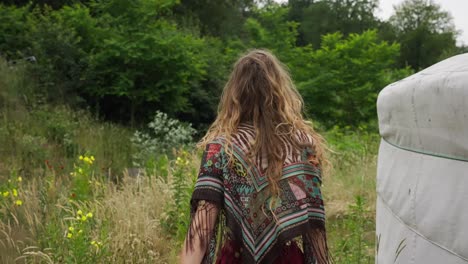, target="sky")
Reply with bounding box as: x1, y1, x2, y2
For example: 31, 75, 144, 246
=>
376, 0, 468, 45
275, 0, 468, 46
